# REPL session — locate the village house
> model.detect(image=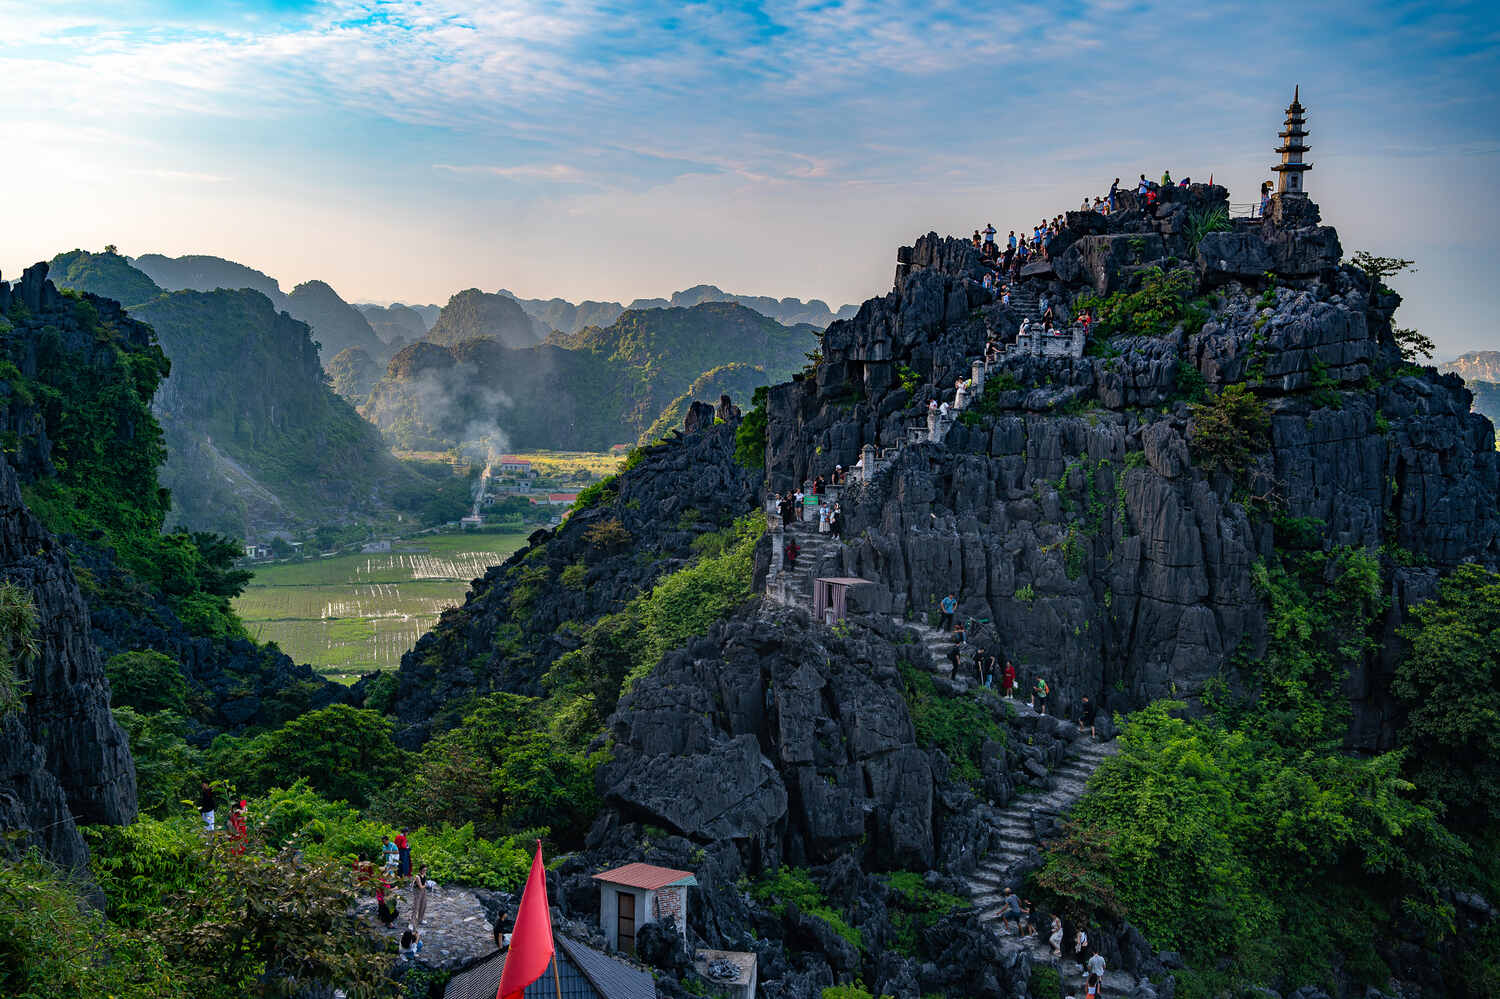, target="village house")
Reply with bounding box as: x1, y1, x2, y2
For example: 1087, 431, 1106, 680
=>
498, 456, 536, 476
592, 863, 696, 955
546, 492, 579, 506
